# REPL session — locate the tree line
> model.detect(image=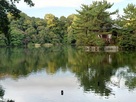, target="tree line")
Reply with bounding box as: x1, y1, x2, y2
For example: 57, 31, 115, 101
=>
0, 12, 76, 46
0, 0, 136, 49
